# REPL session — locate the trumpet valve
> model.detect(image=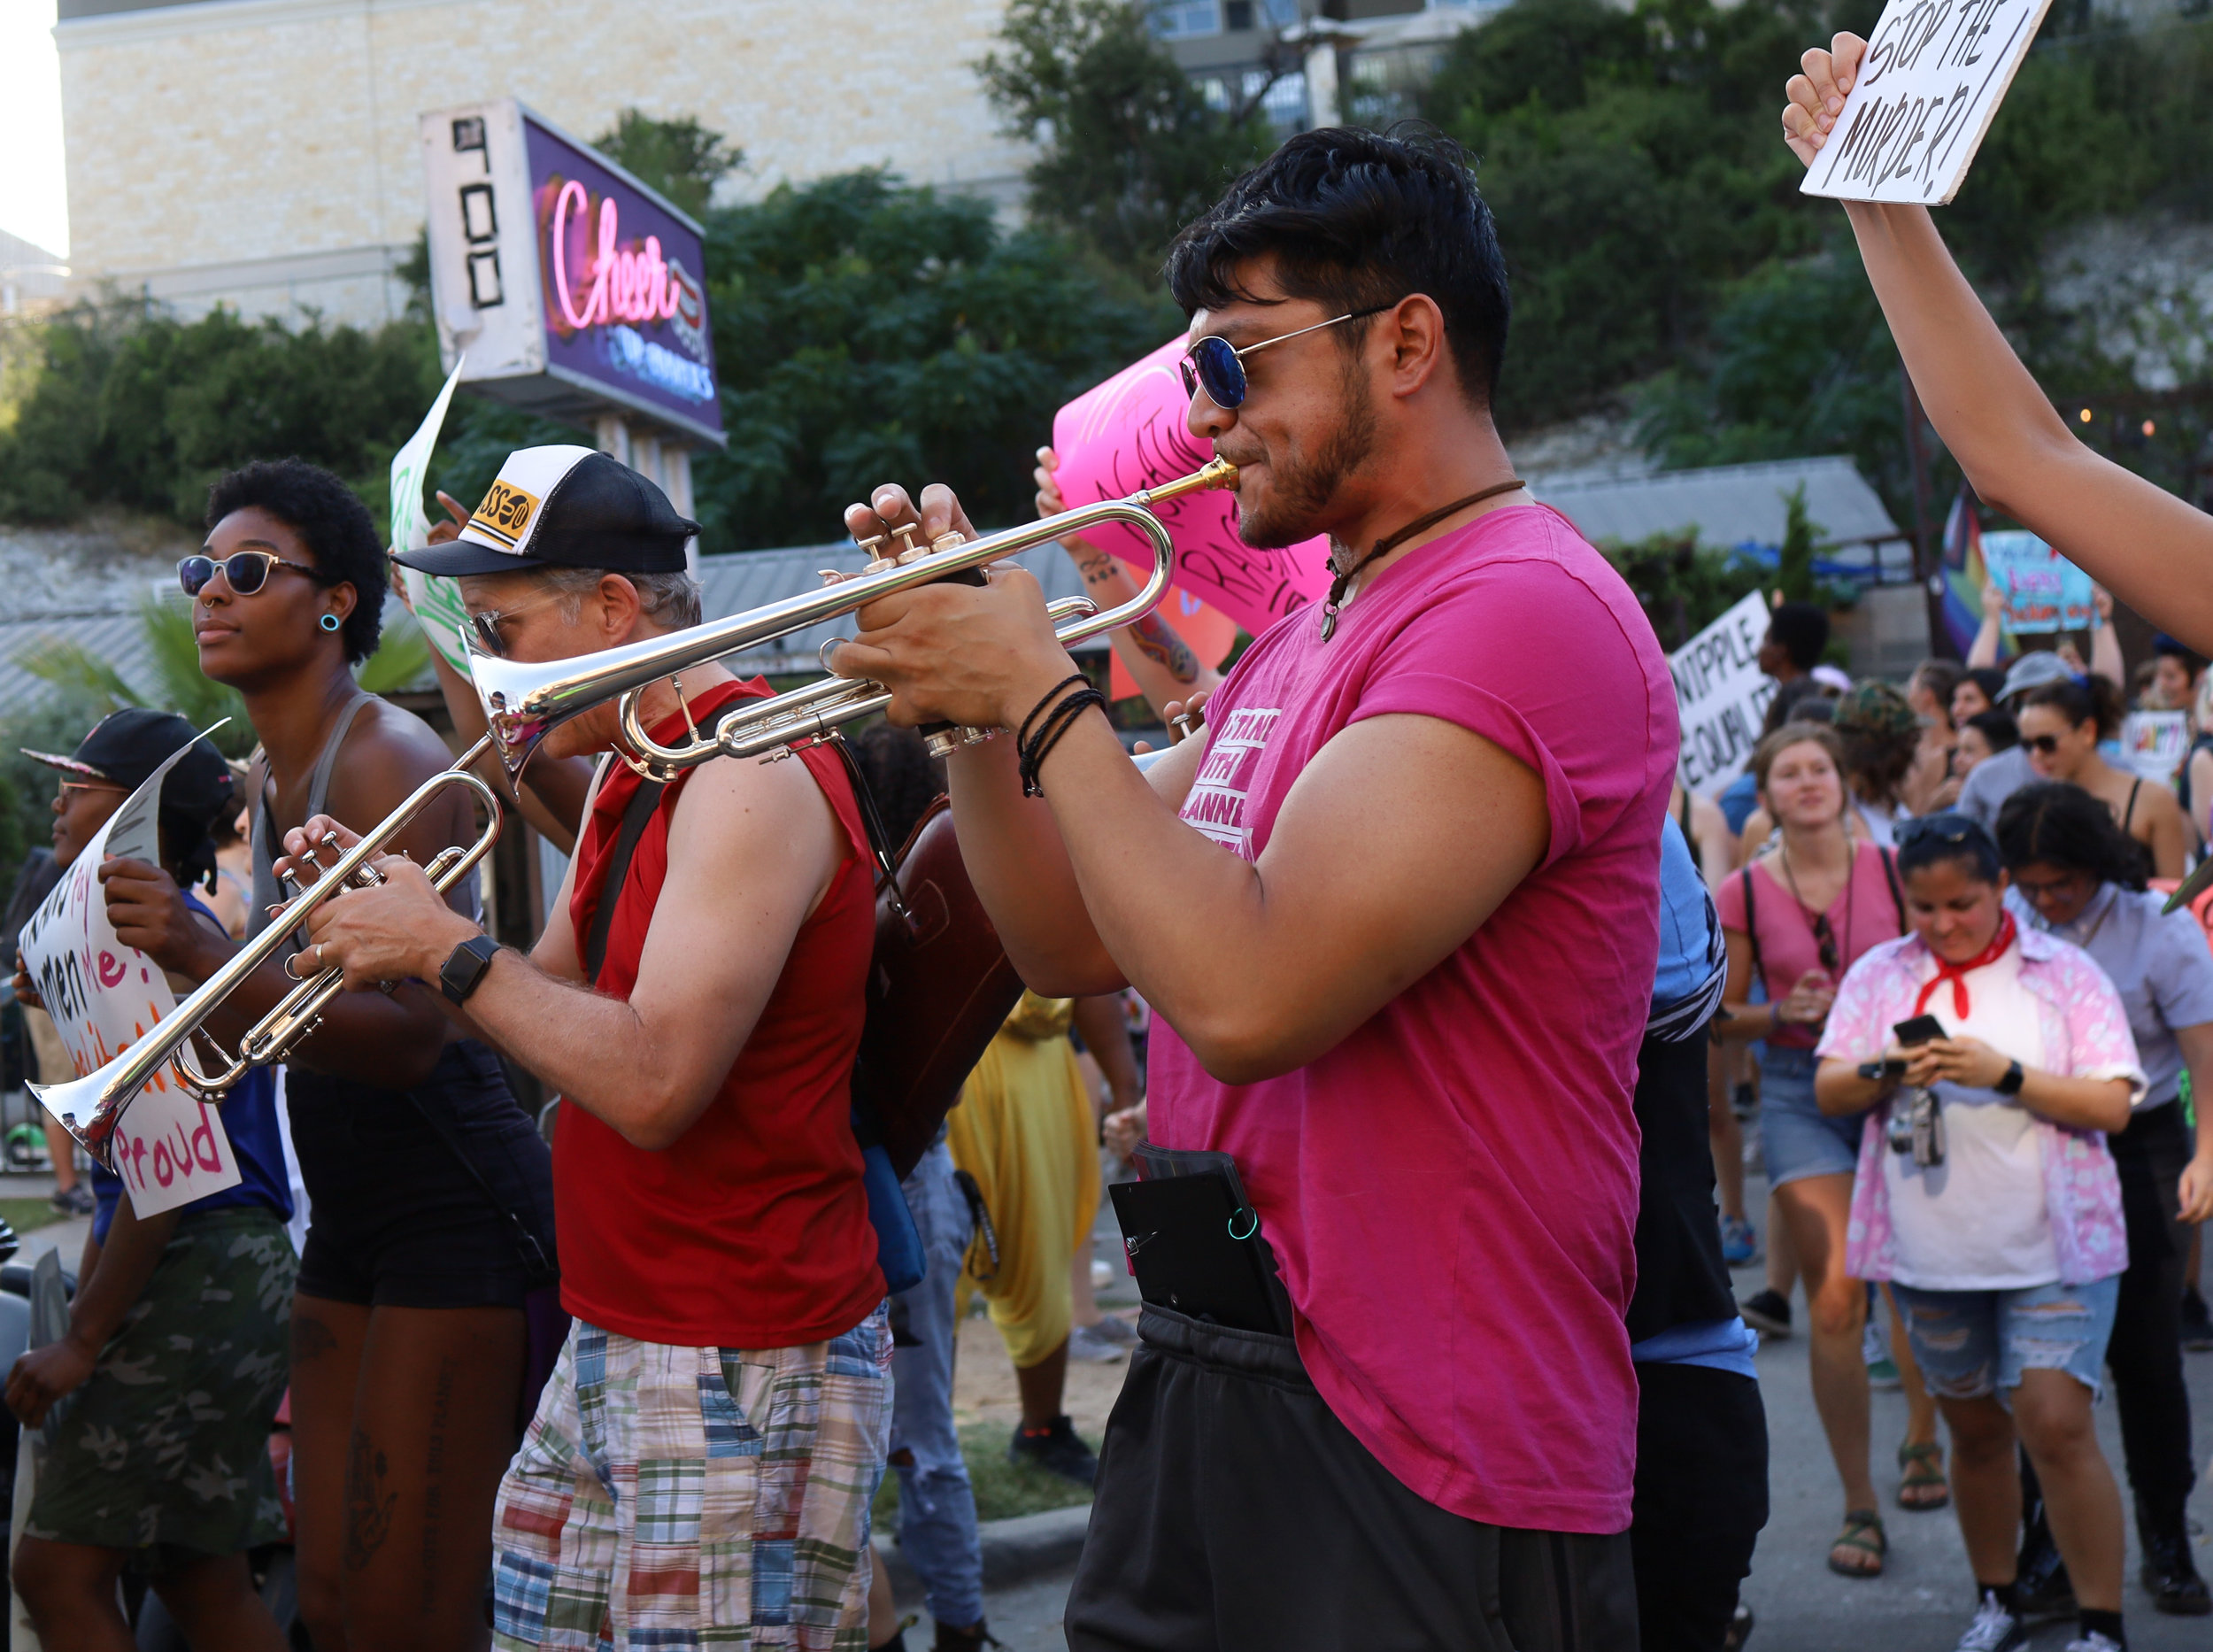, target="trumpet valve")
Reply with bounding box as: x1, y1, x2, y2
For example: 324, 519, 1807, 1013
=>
891, 522, 925, 565
855, 534, 894, 575
928, 531, 967, 560
922, 725, 997, 759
